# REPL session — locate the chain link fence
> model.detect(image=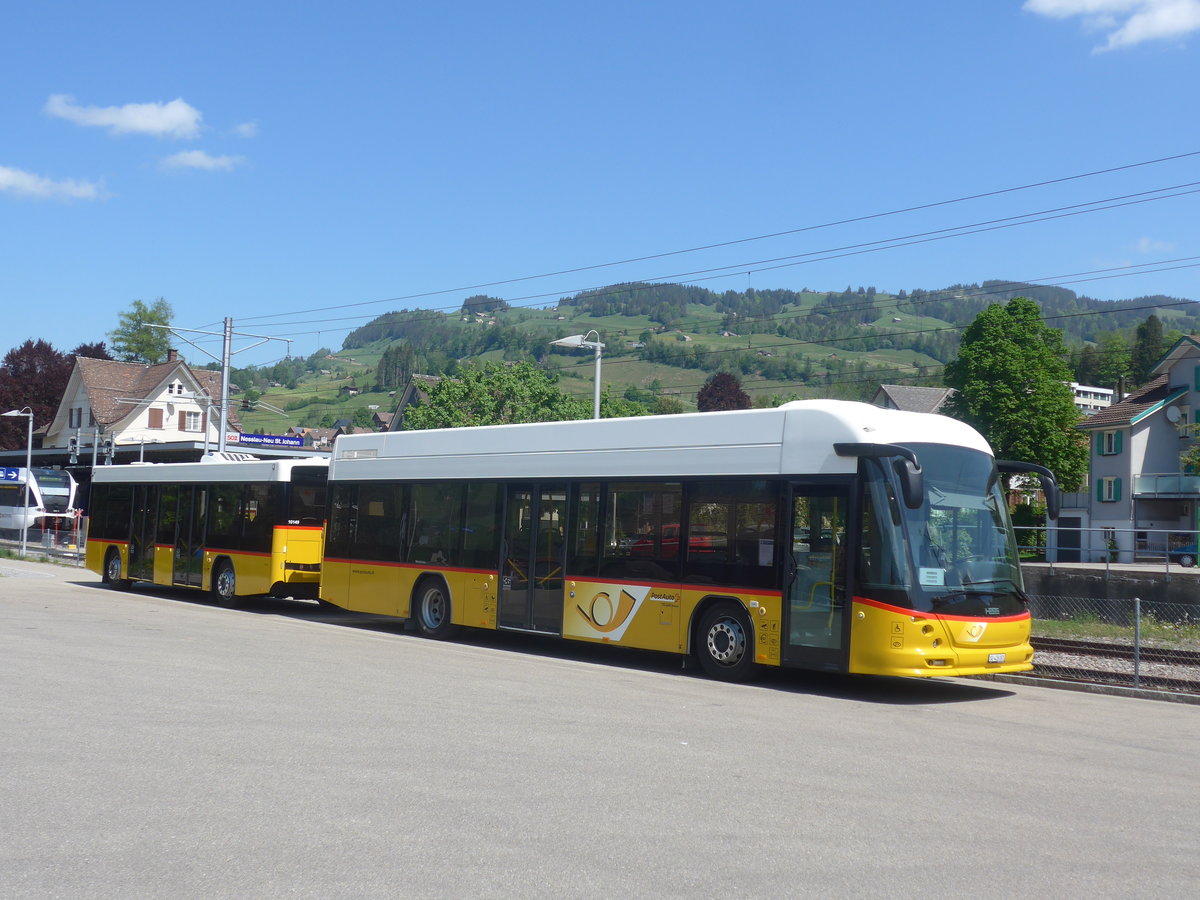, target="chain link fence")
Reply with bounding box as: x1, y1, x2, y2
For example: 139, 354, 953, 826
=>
1027, 594, 1200, 693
